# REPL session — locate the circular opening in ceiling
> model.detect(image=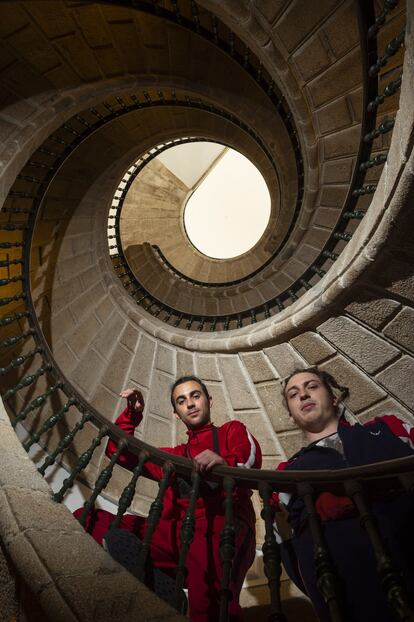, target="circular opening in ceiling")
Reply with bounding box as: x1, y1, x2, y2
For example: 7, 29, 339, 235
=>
158, 142, 271, 260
